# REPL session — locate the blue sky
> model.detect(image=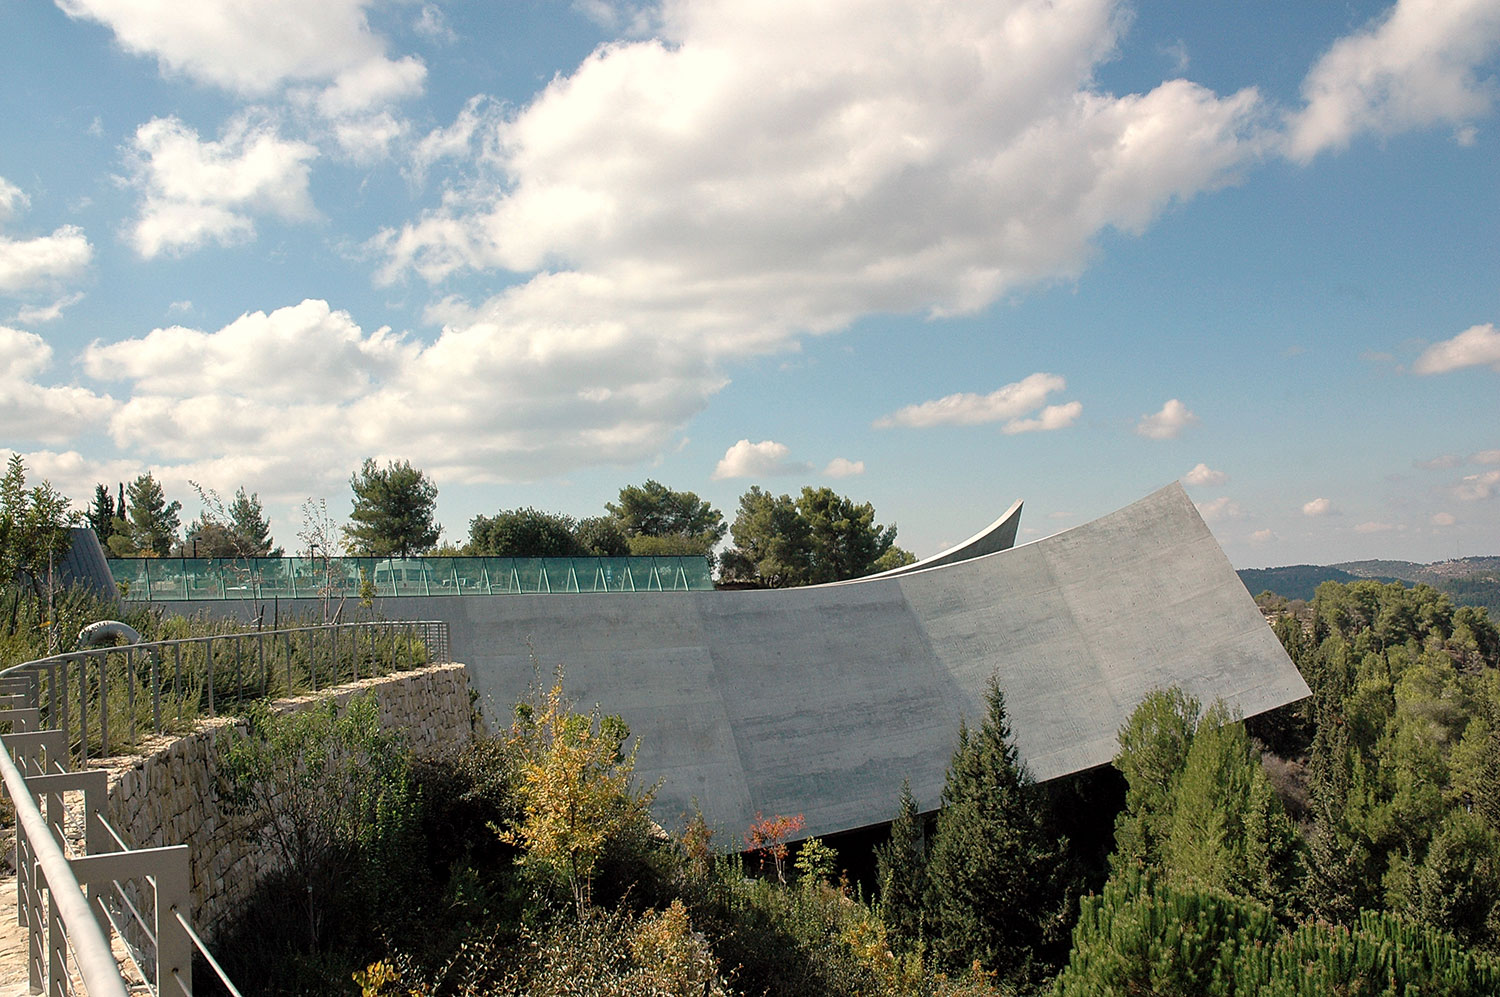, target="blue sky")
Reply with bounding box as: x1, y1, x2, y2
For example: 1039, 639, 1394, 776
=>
2, 0, 1497, 568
